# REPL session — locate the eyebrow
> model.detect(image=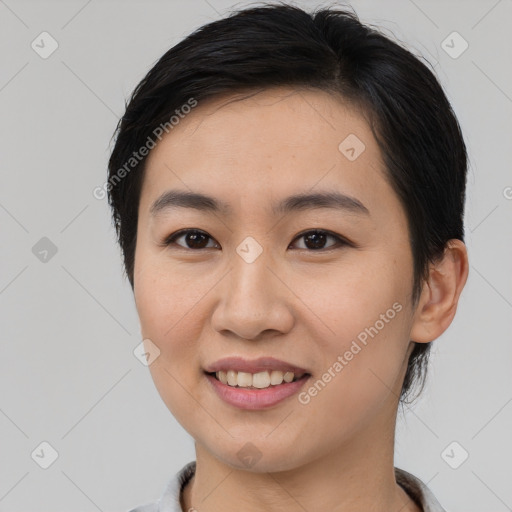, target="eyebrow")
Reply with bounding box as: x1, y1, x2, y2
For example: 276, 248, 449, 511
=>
150, 189, 370, 218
